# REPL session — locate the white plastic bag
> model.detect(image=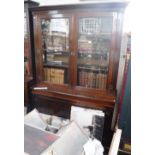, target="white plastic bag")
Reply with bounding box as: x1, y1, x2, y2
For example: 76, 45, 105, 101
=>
83, 138, 104, 155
